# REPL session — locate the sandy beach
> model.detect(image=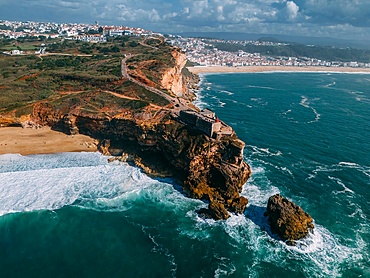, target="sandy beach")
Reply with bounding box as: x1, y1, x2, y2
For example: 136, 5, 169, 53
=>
188, 65, 370, 74
0, 127, 98, 155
